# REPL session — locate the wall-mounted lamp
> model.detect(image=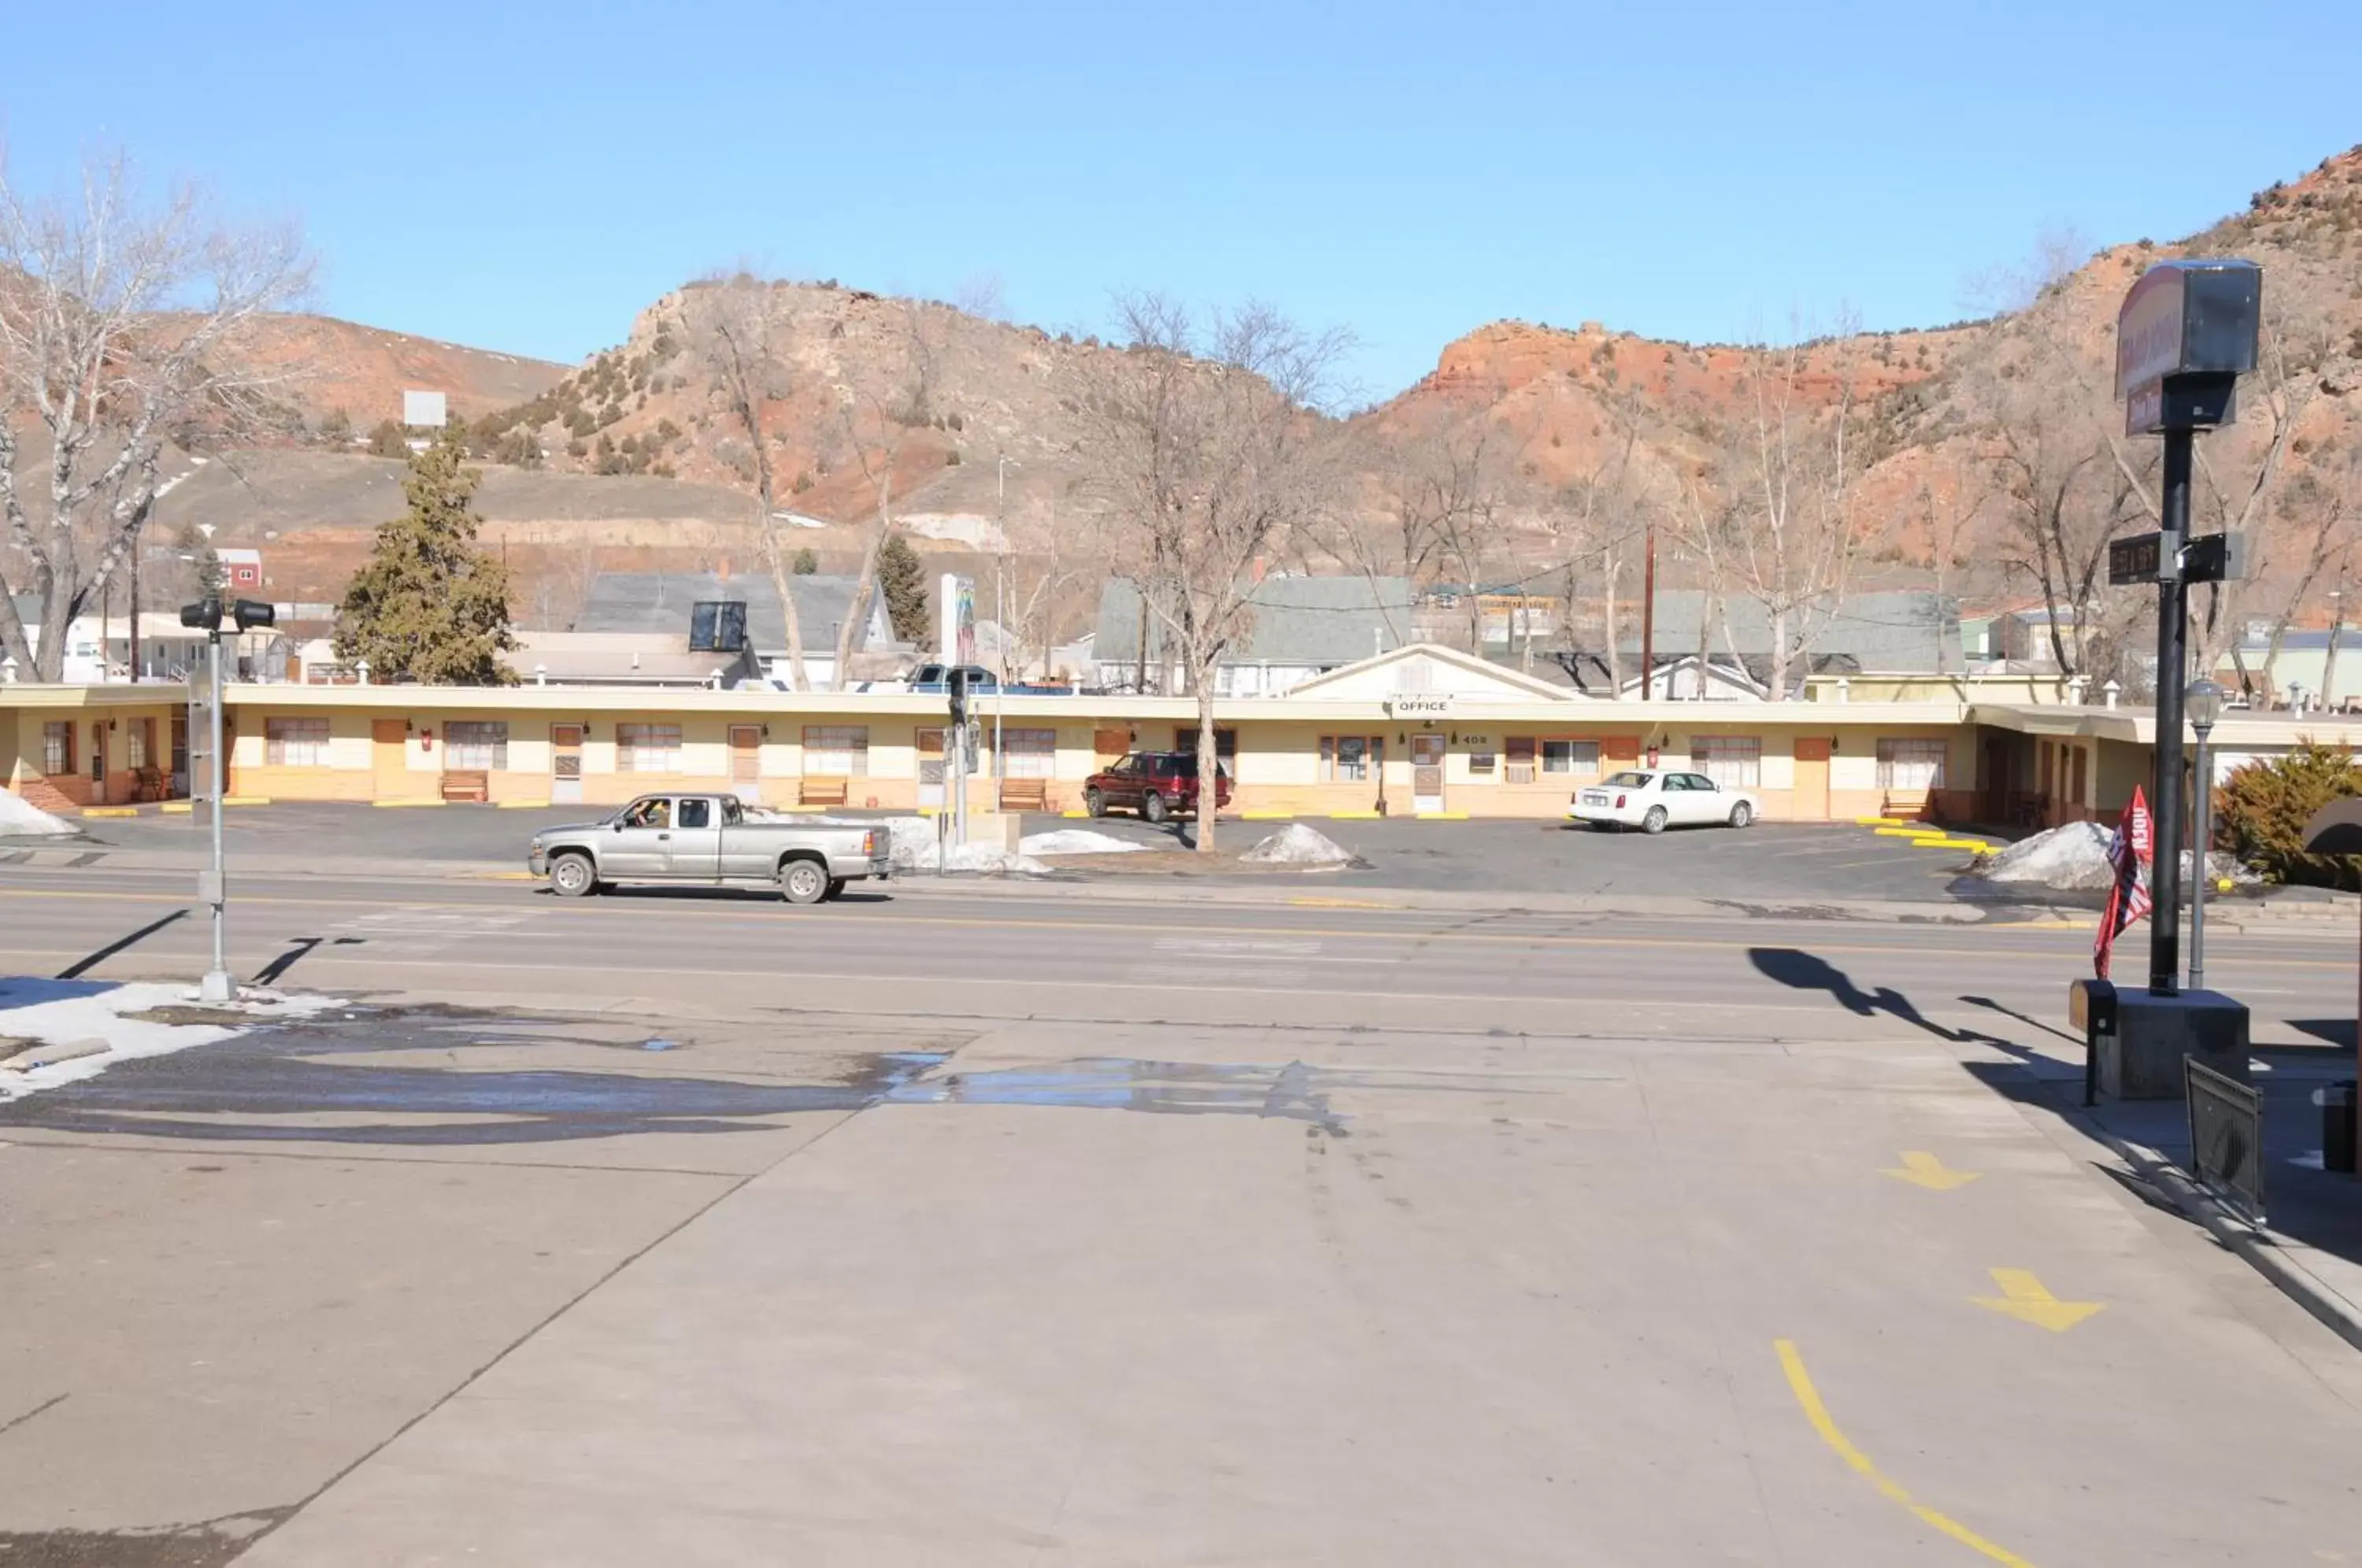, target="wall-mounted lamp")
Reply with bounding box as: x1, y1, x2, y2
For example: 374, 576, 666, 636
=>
1831, 738, 1840, 753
